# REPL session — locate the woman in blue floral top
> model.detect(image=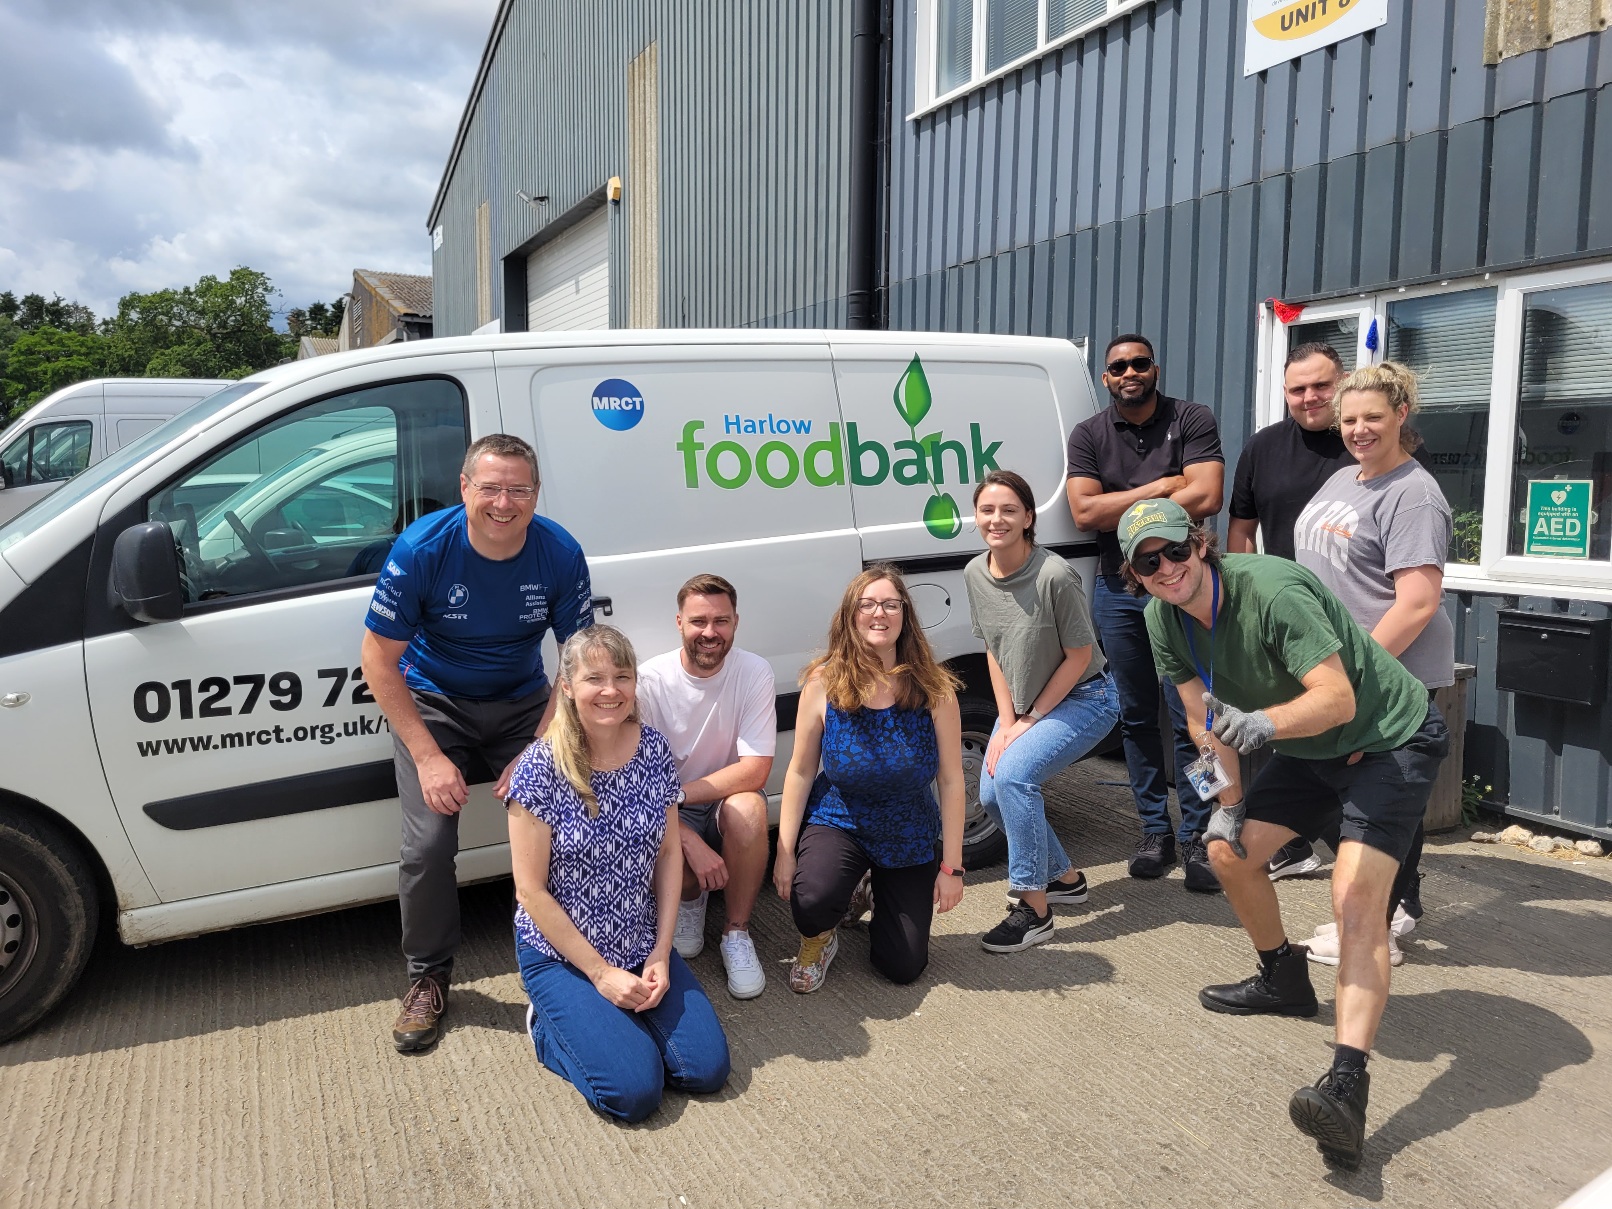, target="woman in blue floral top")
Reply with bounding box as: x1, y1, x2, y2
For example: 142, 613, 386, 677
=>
506, 625, 730, 1123
773, 564, 967, 993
